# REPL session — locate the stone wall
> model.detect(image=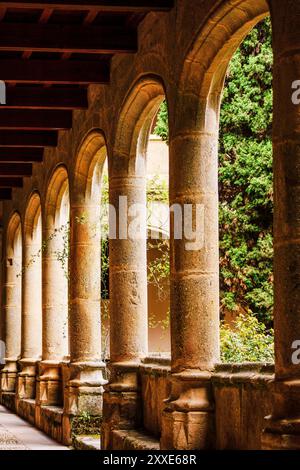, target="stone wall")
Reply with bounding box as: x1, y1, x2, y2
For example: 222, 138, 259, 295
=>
139, 360, 274, 450
0, 0, 278, 449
